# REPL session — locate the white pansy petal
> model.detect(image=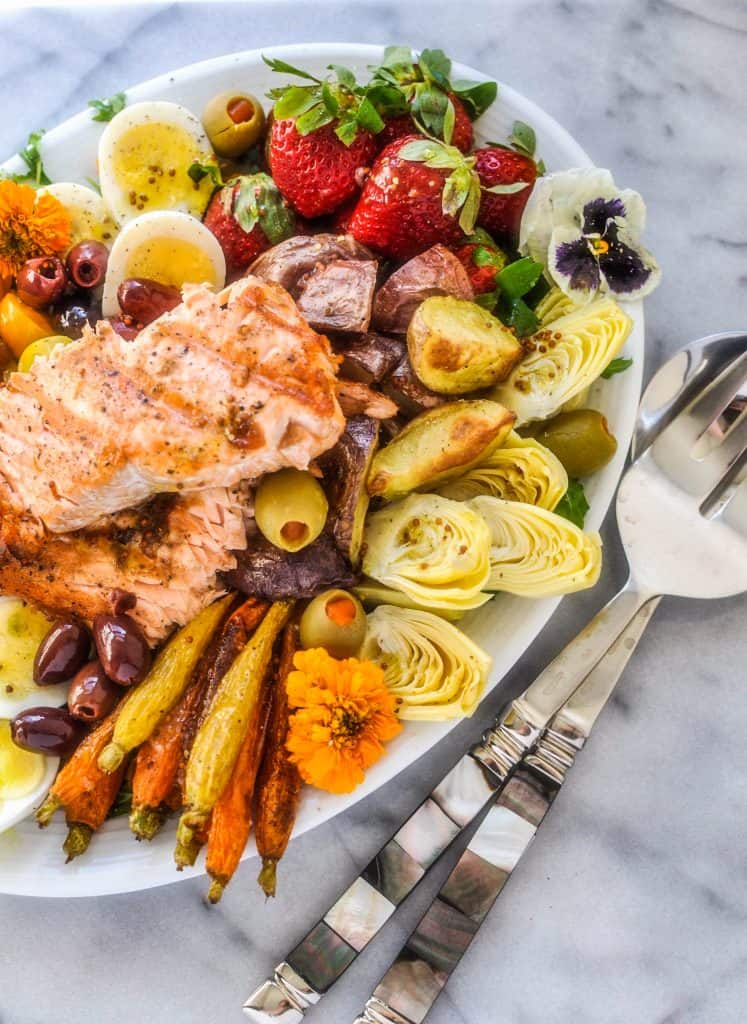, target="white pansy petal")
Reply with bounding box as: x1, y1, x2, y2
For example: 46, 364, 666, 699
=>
616, 188, 646, 234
